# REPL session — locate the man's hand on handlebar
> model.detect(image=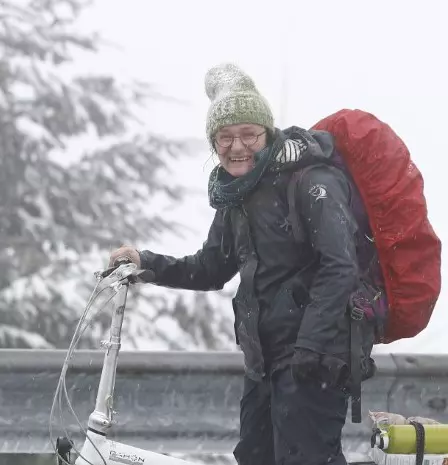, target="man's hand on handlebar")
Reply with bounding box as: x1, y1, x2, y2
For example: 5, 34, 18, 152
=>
109, 245, 141, 268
